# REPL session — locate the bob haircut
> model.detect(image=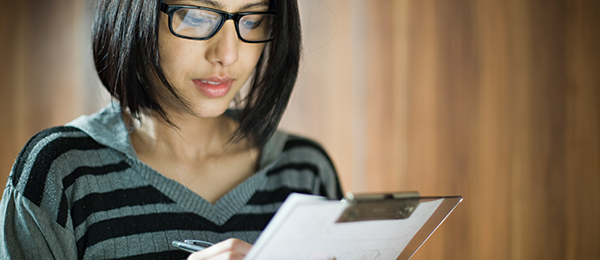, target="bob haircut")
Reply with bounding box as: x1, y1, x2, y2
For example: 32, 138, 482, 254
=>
92, 0, 301, 147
